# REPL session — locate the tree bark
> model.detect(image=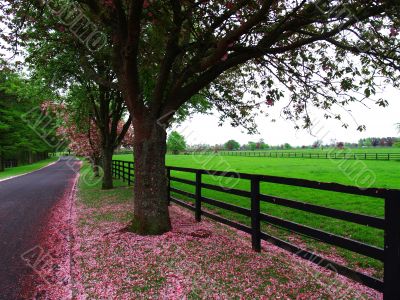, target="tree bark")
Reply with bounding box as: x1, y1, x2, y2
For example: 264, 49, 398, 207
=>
92, 156, 101, 177
0, 154, 4, 172
102, 146, 114, 189
131, 118, 171, 235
